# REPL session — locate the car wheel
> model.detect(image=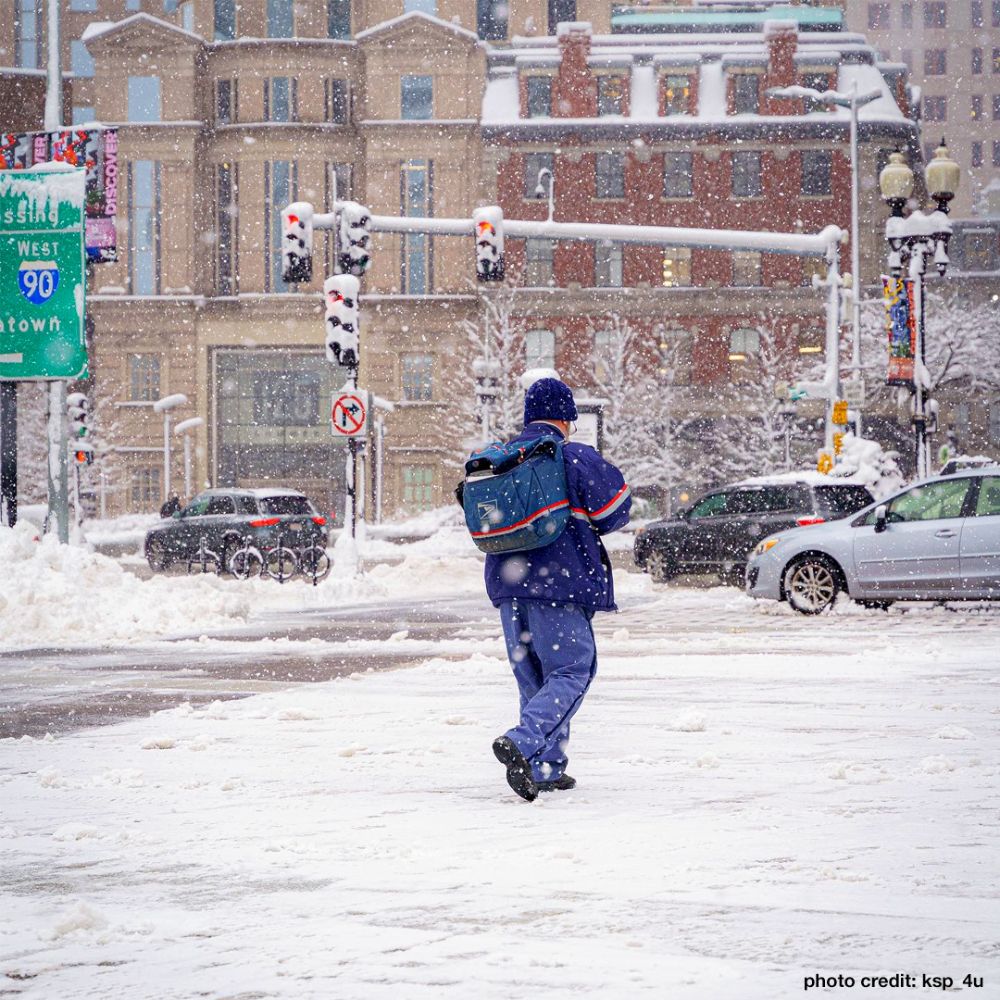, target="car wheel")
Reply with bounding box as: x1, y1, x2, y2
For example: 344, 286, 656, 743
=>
645, 549, 676, 584
146, 536, 172, 573
855, 599, 894, 612
784, 555, 840, 615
